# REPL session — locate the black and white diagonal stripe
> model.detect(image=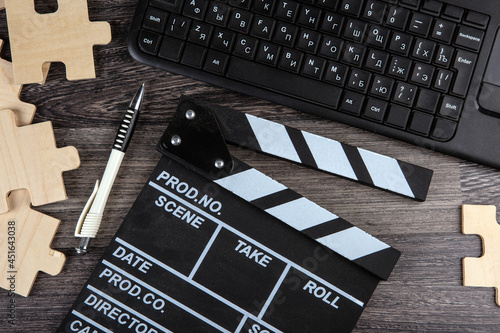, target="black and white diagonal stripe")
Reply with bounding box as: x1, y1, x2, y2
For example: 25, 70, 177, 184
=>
215, 109, 433, 201
215, 159, 400, 280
